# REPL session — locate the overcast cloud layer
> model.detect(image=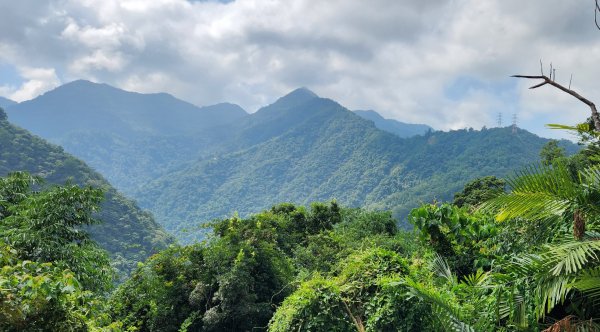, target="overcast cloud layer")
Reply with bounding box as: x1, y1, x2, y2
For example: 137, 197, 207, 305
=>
1, 0, 599, 138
